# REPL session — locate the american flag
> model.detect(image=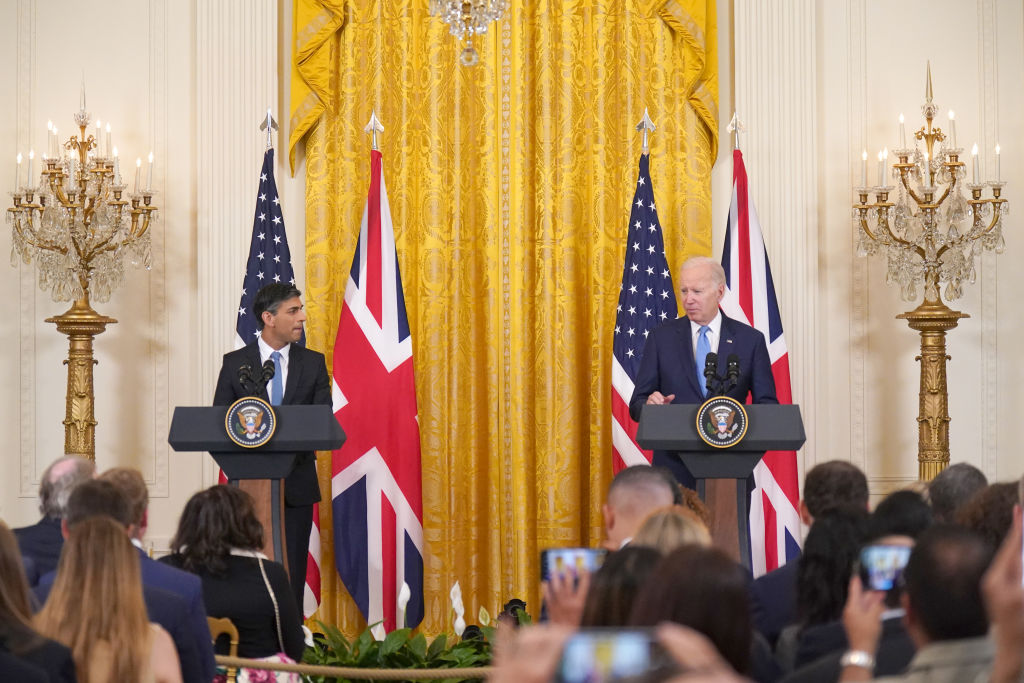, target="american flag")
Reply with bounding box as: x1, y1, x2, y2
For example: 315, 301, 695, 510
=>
719, 149, 801, 576
611, 153, 678, 471
330, 149, 424, 635
231, 147, 322, 617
